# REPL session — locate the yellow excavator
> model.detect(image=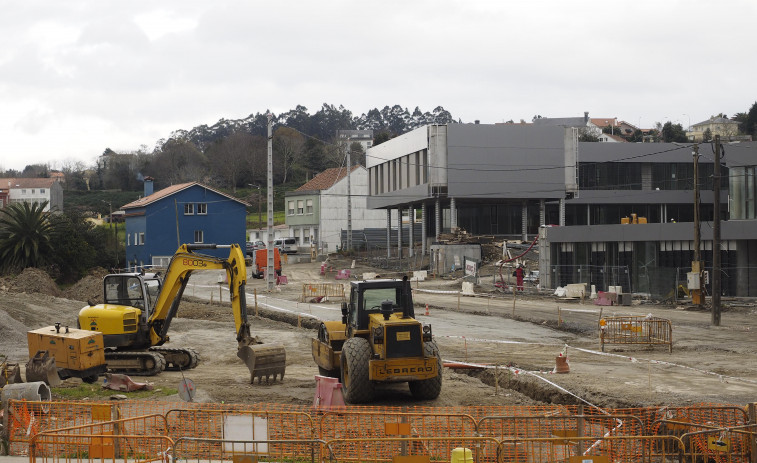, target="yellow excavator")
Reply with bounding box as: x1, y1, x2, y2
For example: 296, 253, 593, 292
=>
78, 243, 285, 382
